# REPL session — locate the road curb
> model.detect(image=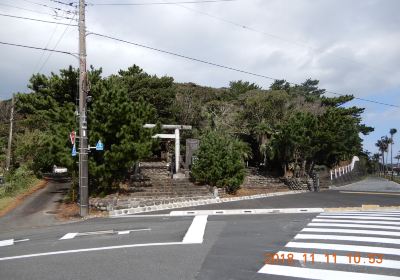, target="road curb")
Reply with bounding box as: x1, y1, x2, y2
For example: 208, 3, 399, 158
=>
109, 190, 308, 217
324, 204, 400, 212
